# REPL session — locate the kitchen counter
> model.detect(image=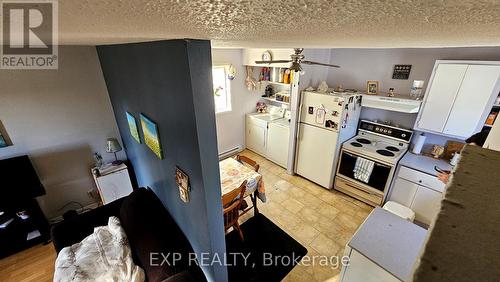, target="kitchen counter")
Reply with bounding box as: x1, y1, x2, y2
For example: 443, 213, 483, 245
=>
348, 207, 427, 281
399, 152, 453, 176
349, 207, 427, 282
